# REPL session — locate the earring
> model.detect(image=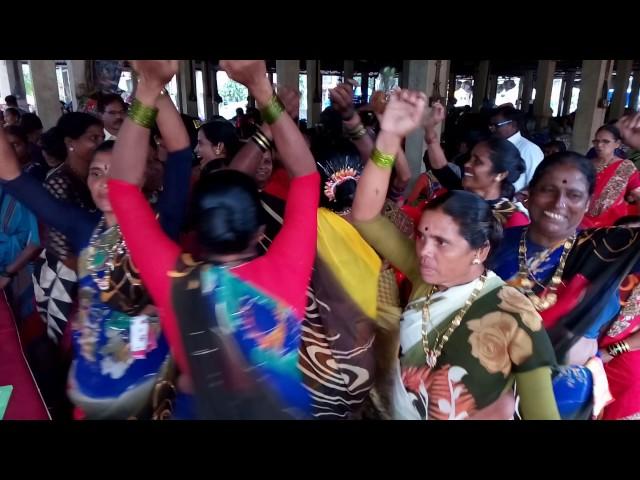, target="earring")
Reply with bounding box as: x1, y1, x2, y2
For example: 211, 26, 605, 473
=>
215, 148, 222, 155
472, 258, 481, 265
69, 146, 75, 152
